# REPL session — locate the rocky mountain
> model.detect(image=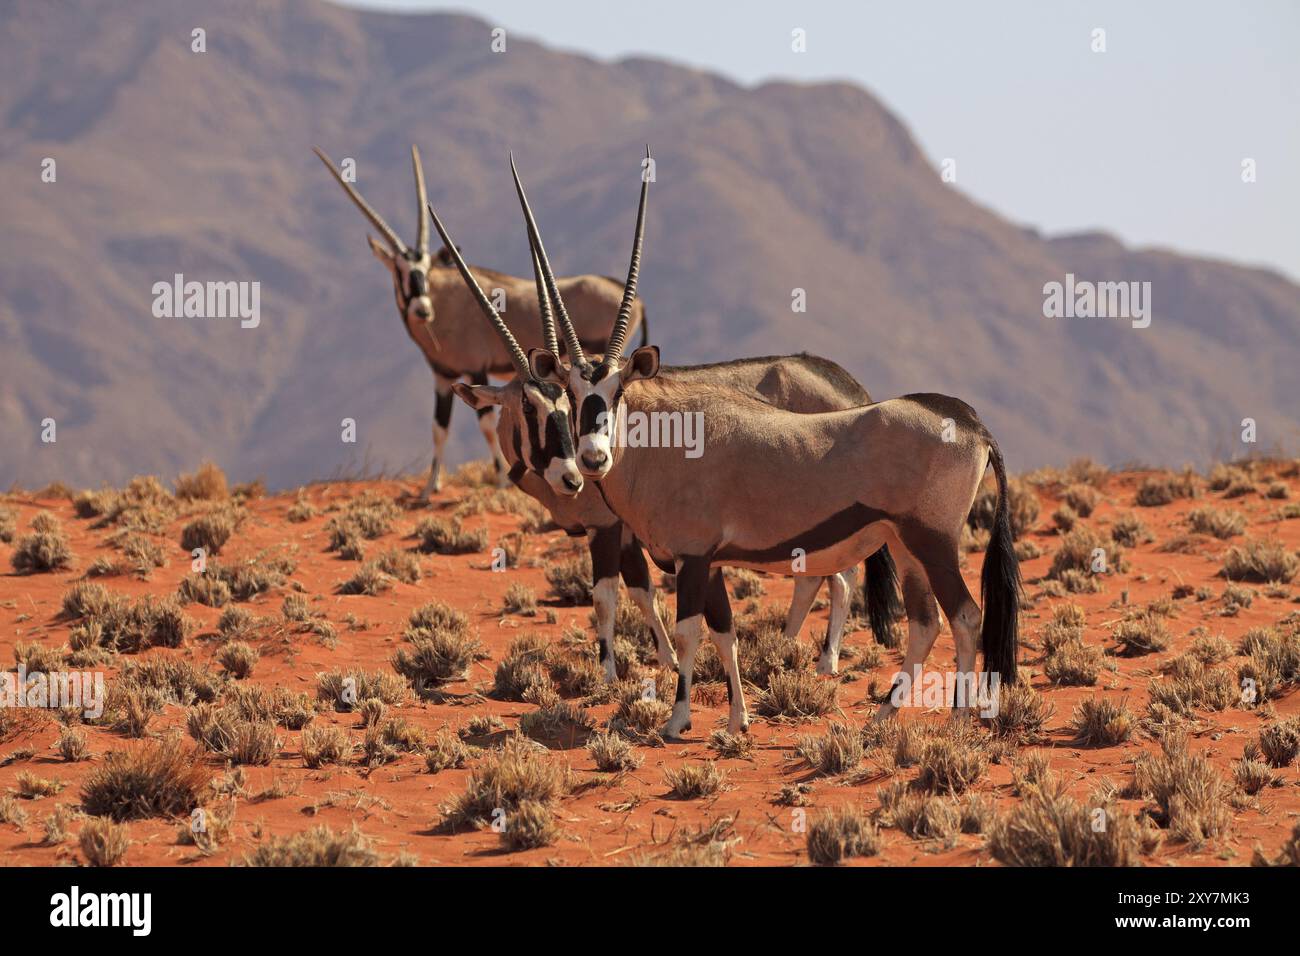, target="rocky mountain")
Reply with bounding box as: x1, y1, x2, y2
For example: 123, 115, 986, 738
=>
2, 0, 1296, 490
